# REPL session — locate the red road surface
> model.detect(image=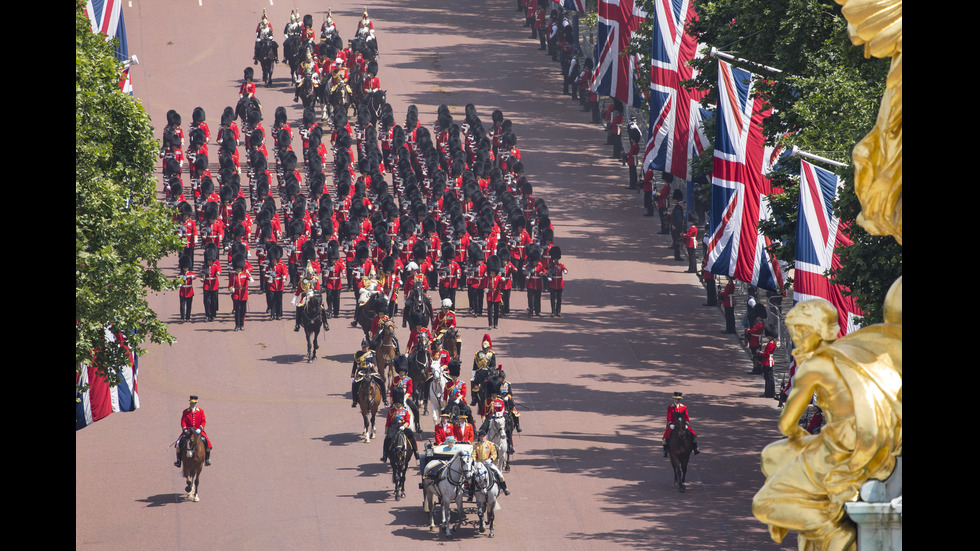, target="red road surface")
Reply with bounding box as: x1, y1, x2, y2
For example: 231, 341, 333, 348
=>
76, 1, 794, 549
